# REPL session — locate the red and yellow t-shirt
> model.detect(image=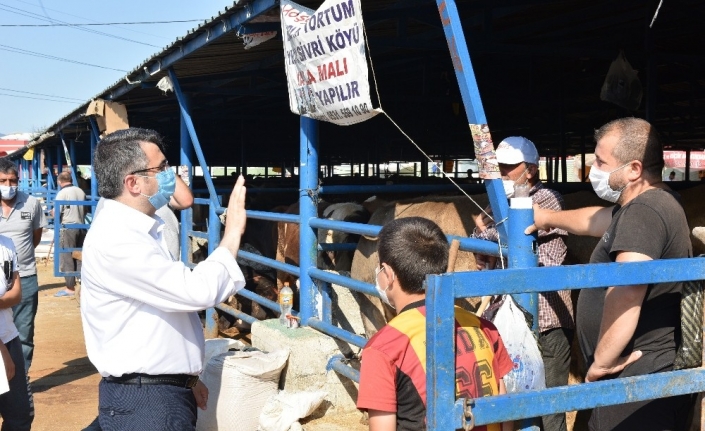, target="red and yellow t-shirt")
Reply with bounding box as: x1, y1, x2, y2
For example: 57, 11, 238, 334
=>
357, 300, 512, 431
